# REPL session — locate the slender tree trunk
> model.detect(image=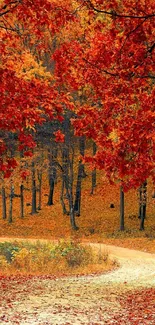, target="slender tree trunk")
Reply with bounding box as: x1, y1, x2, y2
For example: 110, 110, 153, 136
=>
91, 142, 97, 194
68, 149, 79, 230
61, 112, 79, 230
60, 116, 70, 215
2, 186, 7, 219
140, 181, 147, 231
69, 197, 79, 230
140, 205, 146, 230
74, 163, 82, 216
138, 186, 142, 219
47, 177, 54, 206
60, 146, 70, 215
20, 183, 24, 218
74, 137, 86, 216
8, 183, 14, 223
37, 171, 42, 210
31, 161, 37, 214
120, 186, 125, 231
60, 179, 69, 215
47, 146, 57, 206
79, 136, 87, 178
8, 147, 15, 223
